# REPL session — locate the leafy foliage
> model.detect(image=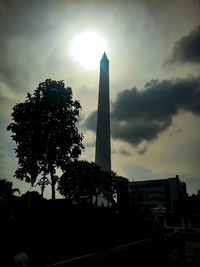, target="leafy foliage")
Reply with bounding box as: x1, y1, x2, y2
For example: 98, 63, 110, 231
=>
58, 161, 100, 203
7, 79, 84, 199
0, 178, 20, 202
58, 160, 128, 206
173, 194, 200, 217
20, 190, 46, 204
